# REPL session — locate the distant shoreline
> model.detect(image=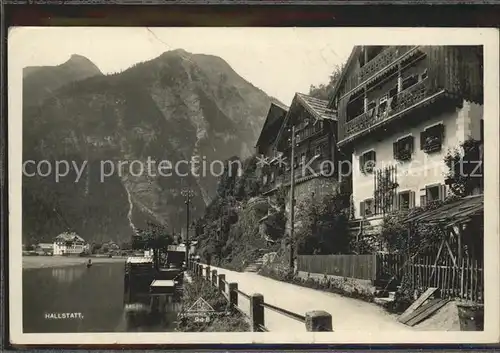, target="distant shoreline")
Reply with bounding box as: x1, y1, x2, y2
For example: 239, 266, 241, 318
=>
22, 255, 127, 270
